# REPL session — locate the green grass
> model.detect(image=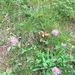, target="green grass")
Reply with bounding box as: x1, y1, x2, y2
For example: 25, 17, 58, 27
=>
0, 0, 75, 75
